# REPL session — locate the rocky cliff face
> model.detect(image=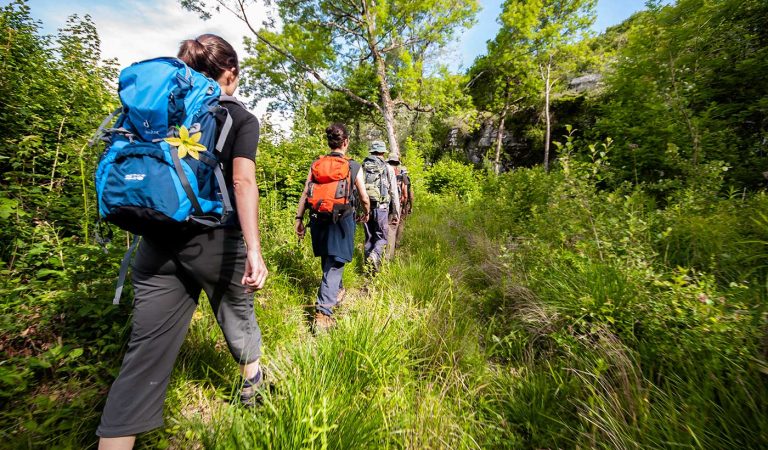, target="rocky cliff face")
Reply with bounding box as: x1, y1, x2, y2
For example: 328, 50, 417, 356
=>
442, 73, 603, 171
568, 73, 603, 92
